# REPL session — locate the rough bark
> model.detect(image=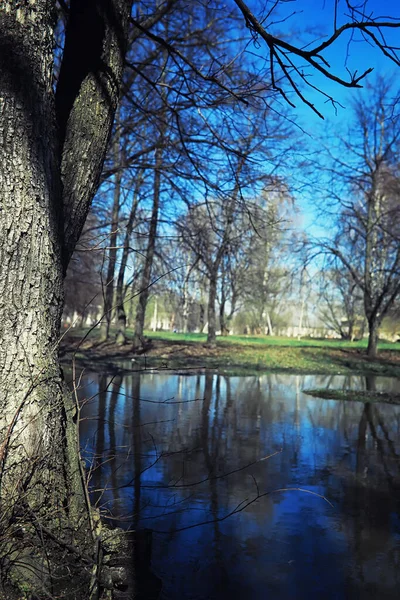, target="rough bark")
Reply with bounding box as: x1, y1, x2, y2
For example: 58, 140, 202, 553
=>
0, 3, 92, 594
56, 0, 131, 266
133, 145, 162, 349
0, 0, 132, 596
